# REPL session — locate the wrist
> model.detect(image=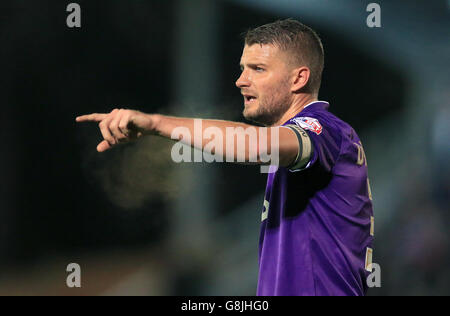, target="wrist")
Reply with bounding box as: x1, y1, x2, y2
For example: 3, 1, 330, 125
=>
145, 113, 162, 136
